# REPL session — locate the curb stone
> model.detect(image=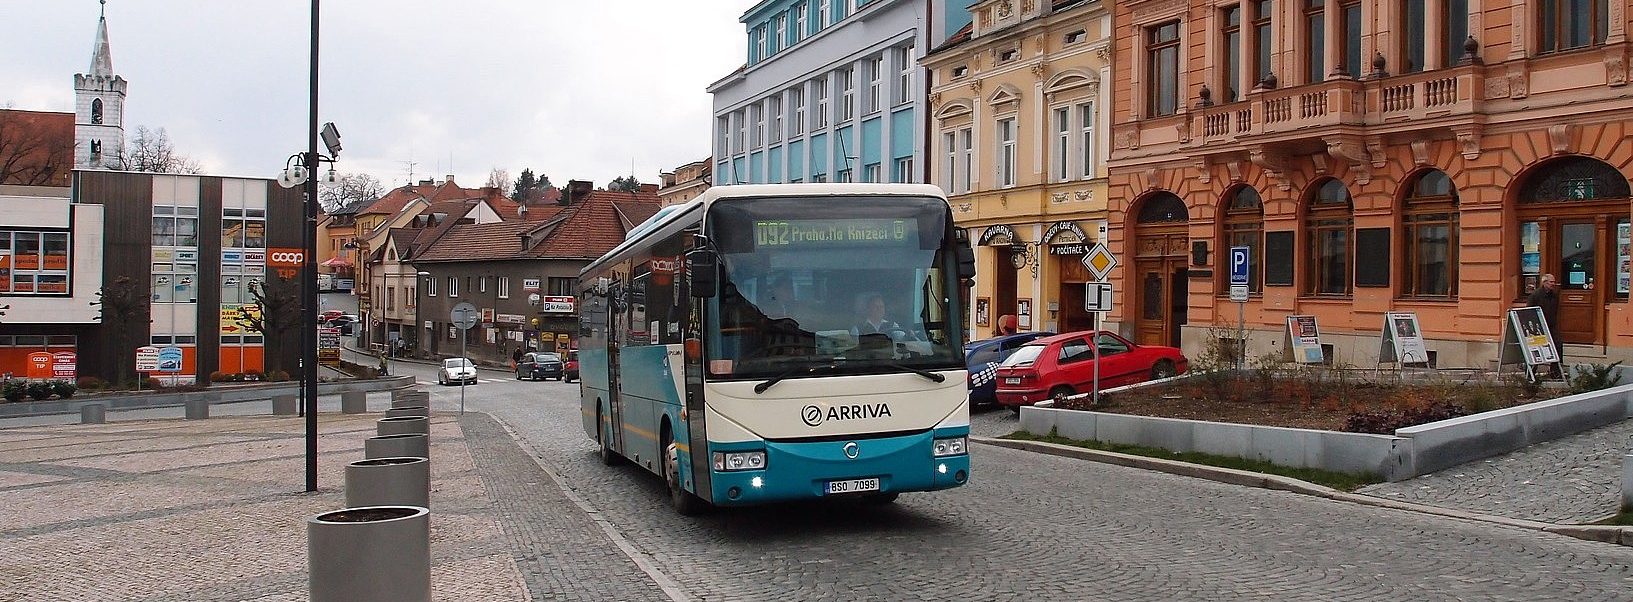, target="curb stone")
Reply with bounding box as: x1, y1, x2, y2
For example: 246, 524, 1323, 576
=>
975, 436, 1633, 547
